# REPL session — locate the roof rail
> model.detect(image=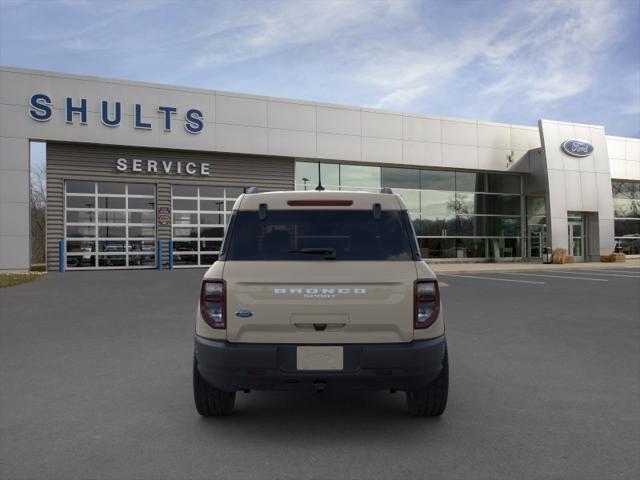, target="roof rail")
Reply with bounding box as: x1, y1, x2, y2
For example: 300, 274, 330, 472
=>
246, 187, 260, 194
380, 187, 394, 194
